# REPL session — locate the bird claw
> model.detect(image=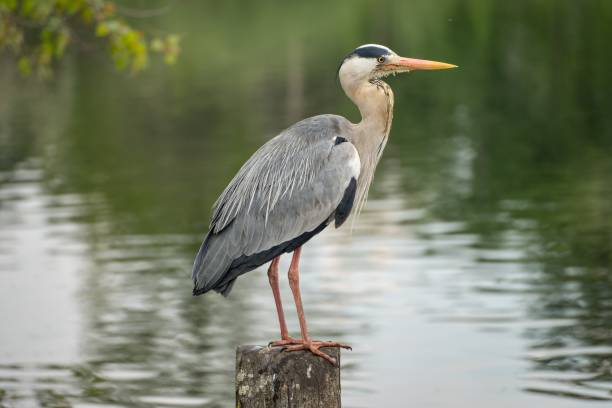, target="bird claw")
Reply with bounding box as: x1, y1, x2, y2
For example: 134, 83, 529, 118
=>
281, 340, 352, 366
268, 337, 303, 347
